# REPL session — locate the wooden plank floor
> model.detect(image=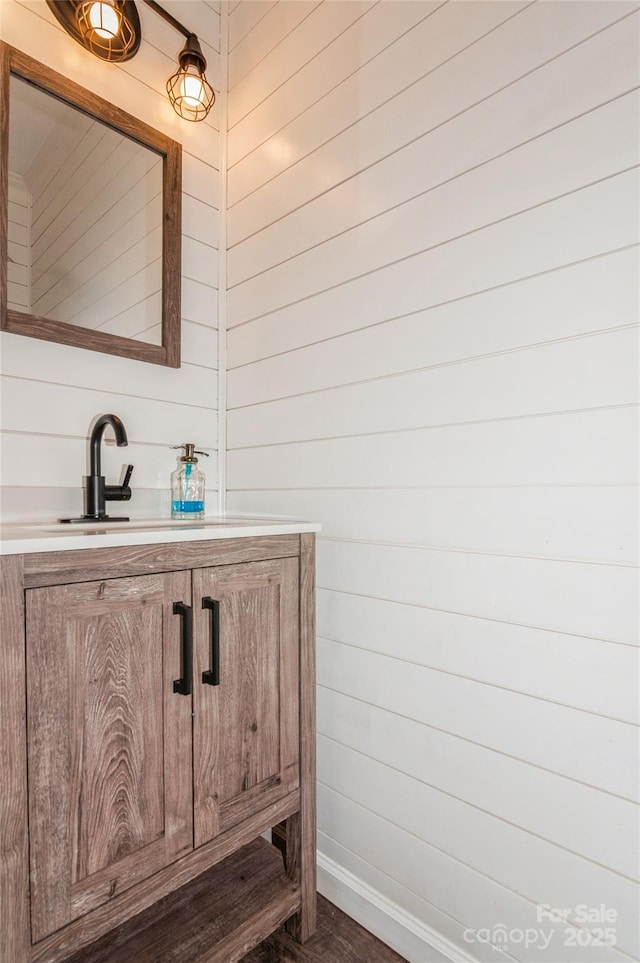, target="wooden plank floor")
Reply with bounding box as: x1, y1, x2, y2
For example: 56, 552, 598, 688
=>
241, 895, 407, 962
